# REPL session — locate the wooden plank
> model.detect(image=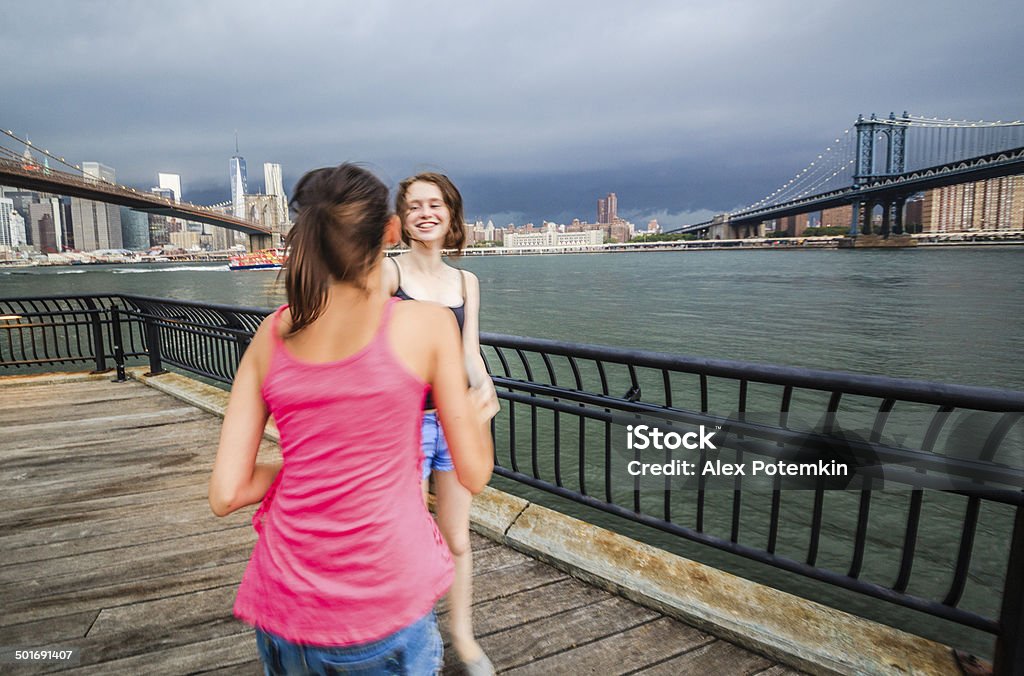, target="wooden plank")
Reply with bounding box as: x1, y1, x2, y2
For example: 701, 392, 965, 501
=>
469, 537, 535, 575
453, 577, 612, 636
1, 504, 251, 564
2, 482, 215, 533
63, 633, 257, 675
3, 408, 210, 452
752, 666, 806, 675
502, 617, 715, 675
0, 380, 155, 415
637, 639, 773, 675
2, 561, 249, 627
0, 389, 171, 425
3, 609, 98, 646
436, 558, 568, 615
52, 586, 246, 667
466, 558, 568, 604
468, 530, 500, 553
466, 595, 661, 672
192, 660, 262, 676
0, 527, 254, 601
